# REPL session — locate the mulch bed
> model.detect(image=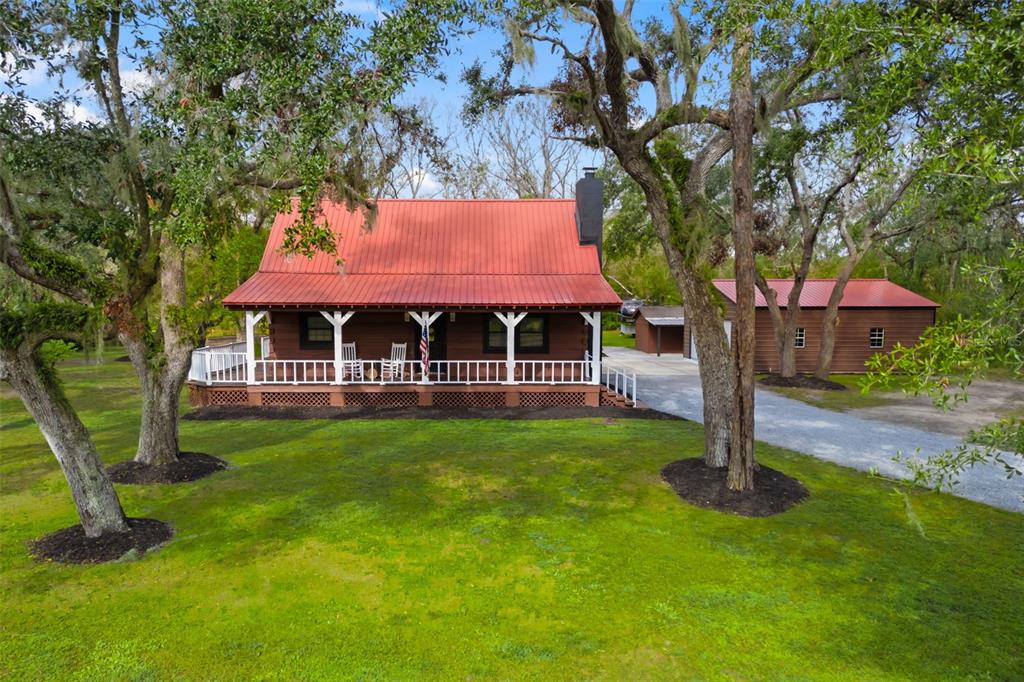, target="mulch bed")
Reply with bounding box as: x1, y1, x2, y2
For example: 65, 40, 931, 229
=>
28, 518, 173, 564
759, 373, 847, 391
107, 452, 228, 484
660, 458, 809, 517
184, 405, 683, 421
